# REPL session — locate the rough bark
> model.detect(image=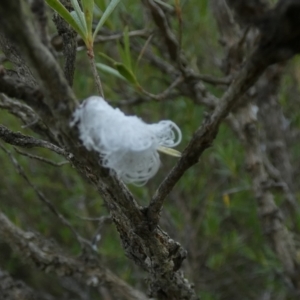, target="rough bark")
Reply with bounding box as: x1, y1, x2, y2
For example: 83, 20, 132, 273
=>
0, 0, 300, 298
